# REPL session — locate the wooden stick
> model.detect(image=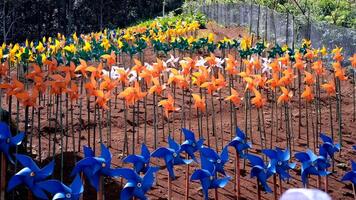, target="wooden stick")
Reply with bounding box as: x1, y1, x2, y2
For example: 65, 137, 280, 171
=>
168, 173, 172, 200
97, 176, 103, 200
279, 175, 283, 196
257, 179, 261, 200
185, 157, 190, 200
235, 153, 241, 199
324, 175, 328, 193
0, 153, 6, 200
273, 174, 277, 200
